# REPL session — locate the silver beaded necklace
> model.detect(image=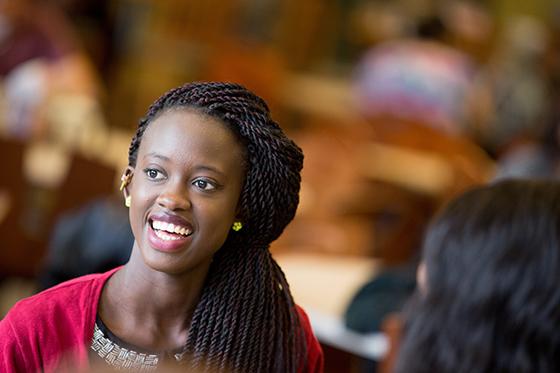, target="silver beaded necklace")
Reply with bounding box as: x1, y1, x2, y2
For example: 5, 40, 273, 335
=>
90, 321, 187, 371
